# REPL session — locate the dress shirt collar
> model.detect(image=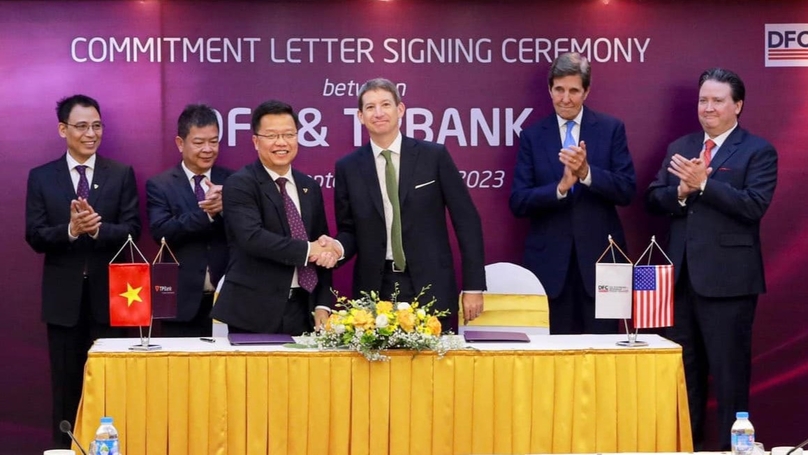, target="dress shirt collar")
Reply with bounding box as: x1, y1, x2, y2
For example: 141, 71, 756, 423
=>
66, 152, 96, 171
703, 122, 738, 150
555, 107, 584, 129
371, 132, 403, 158
264, 165, 297, 188
180, 161, 212, 181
